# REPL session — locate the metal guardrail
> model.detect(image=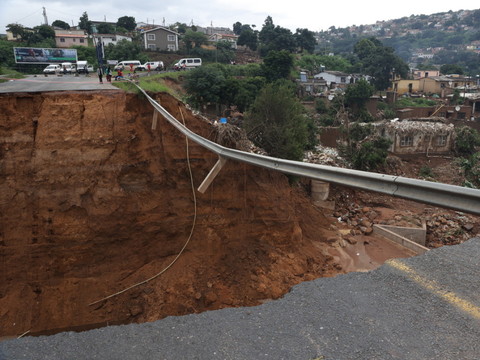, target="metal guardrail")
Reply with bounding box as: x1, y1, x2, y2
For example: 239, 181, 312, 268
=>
133, 84, 480, 216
